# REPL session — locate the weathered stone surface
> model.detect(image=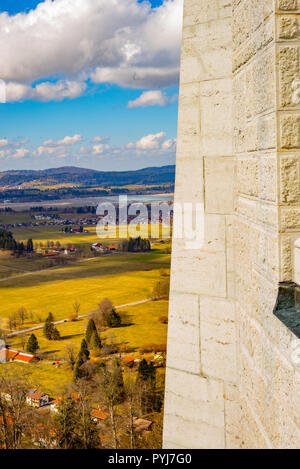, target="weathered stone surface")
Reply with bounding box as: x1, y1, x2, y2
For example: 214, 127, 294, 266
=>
164, 0, 300, 450
278, 16, 300, 40
280, 155, 300, 203
280, 114, 300, 148
278, 0, 298, 10
204, 157, 235, 213
164, 369, 225, 449
279, 46, 299, 107
167, 292, 201, 374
